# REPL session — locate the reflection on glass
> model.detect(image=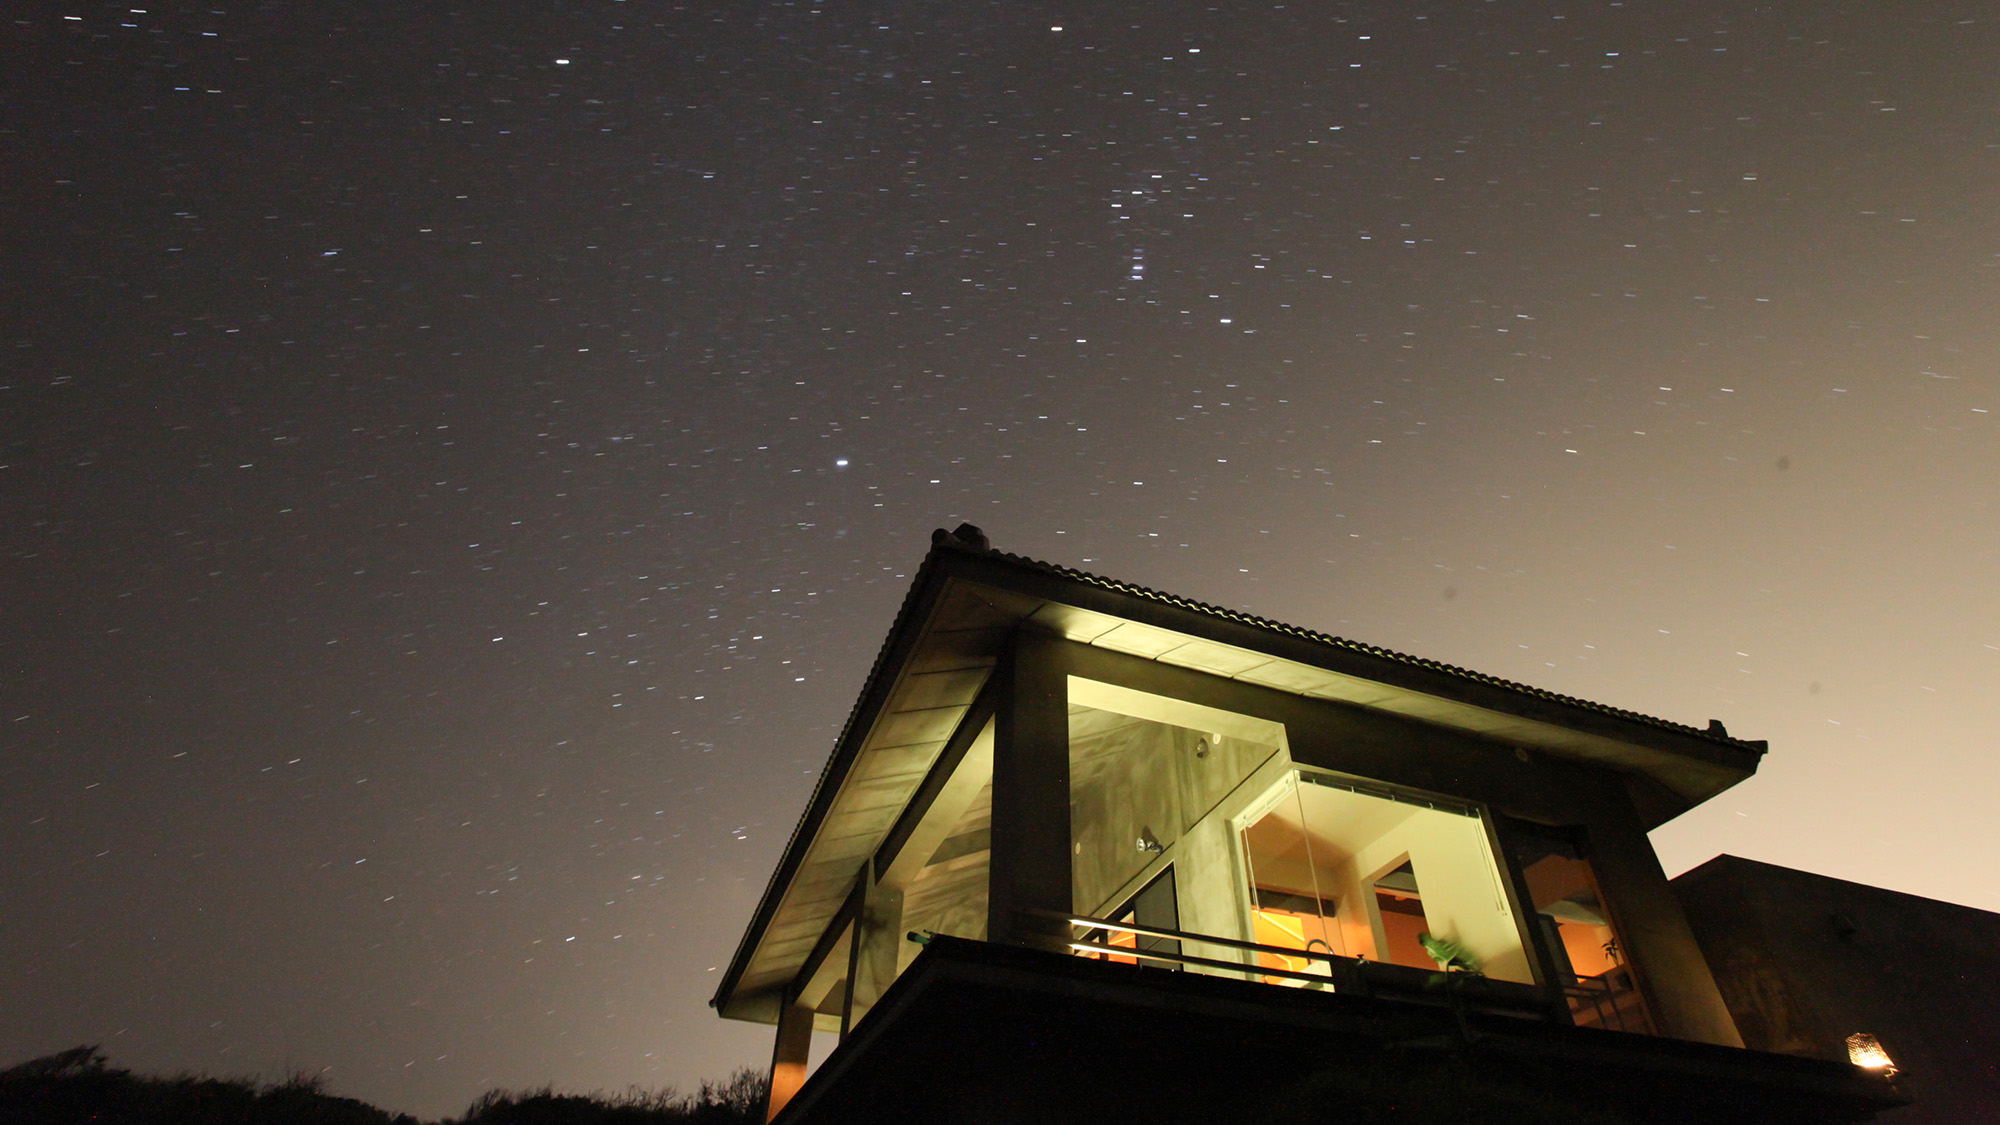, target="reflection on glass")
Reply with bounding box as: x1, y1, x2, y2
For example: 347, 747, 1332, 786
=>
1067, 700, 1279, 918
1084, 869, 1182, 970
